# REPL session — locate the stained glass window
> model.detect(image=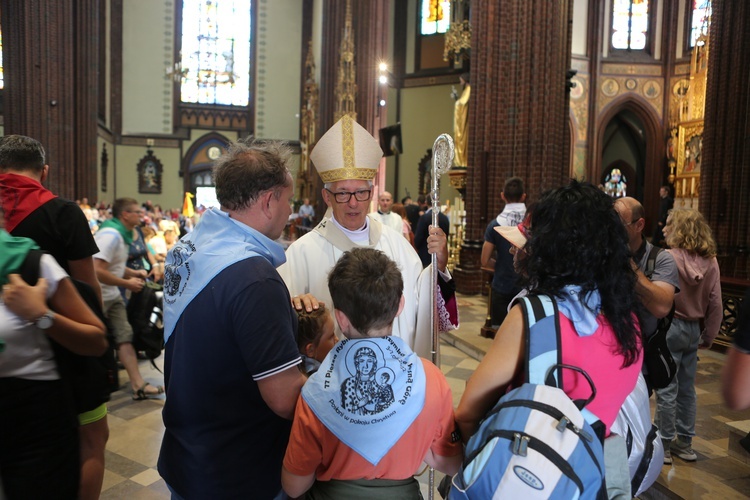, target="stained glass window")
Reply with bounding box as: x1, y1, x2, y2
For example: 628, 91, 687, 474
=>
611, 0, 649, 51
180, 0, 251, 106
689, 0, 711, 48
420, 0, 451, 35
